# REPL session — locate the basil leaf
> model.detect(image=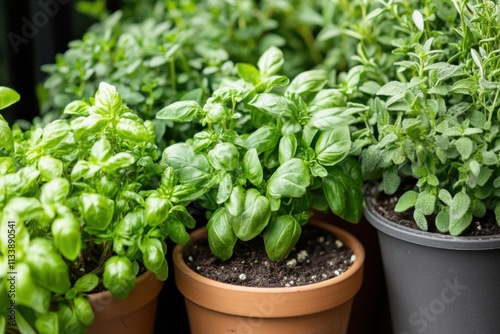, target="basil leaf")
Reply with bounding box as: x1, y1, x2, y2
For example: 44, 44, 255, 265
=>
103, 256, 136, 299
207, 208, 237, 260
161, 143, 213, 187
243, 148, 263, 186
94, 82, 122, 115
315, 126, 351, 166
145, 196, 170, 226
249, 93, 295, 117
80, 193, 114, 230
74, 297, 94, 326
264, 215, 301, 261
74, 274, 99, 293
267, 159, 310, 198
257, 46, 284, 77
244, 126, 280, 154
207, 142, 240, 171
156, 100, 201, 122
52, 215, 82, 261
38, 155, 63, 181
225, 185, 245, 217
0, 86, 20, 110
0, 115, 13, 151
323, 169, 364, 223
287, 70, 328, 94
232, 188, 271, 241
26, 239, 70, 294
116, 118, 150, 143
